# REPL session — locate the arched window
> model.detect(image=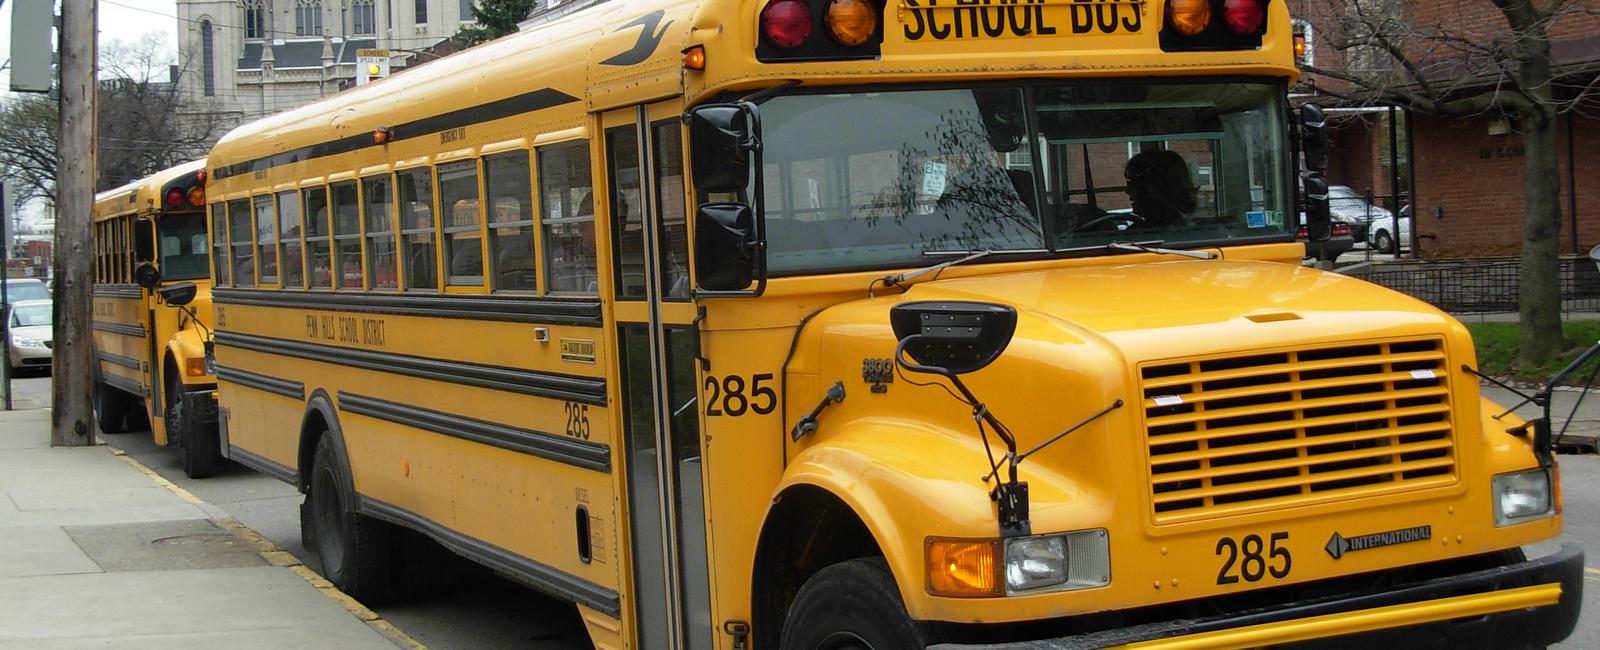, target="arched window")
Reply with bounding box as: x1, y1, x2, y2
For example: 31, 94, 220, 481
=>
352, 0, 376, 35
244, 0, 266, 39
295, 0, 324, 36
201, 20, 215, 96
